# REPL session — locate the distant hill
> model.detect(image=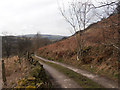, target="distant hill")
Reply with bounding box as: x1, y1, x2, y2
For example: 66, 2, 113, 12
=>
18, 34, 68, 41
